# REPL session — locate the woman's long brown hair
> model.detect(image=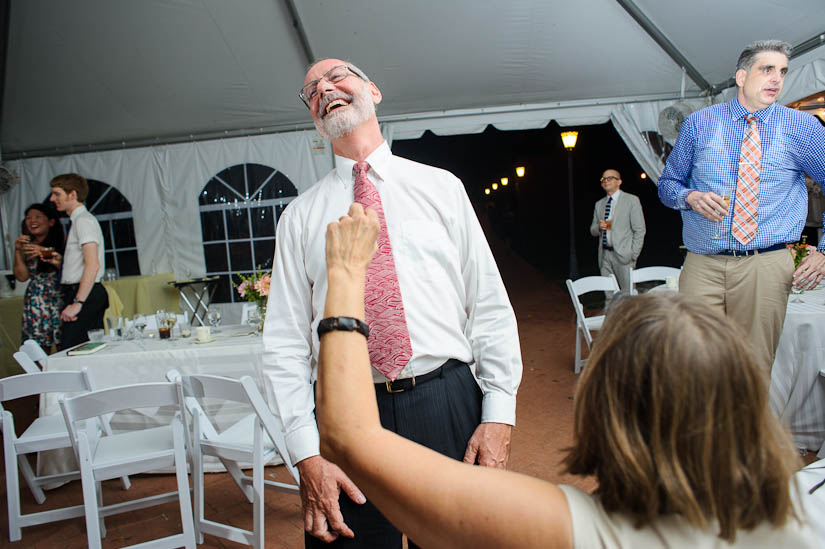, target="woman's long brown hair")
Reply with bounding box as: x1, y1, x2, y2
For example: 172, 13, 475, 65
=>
564, 294, 799, 542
